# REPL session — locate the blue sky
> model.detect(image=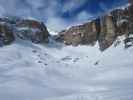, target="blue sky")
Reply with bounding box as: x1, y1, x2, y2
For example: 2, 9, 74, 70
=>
0, 0, 128, 31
